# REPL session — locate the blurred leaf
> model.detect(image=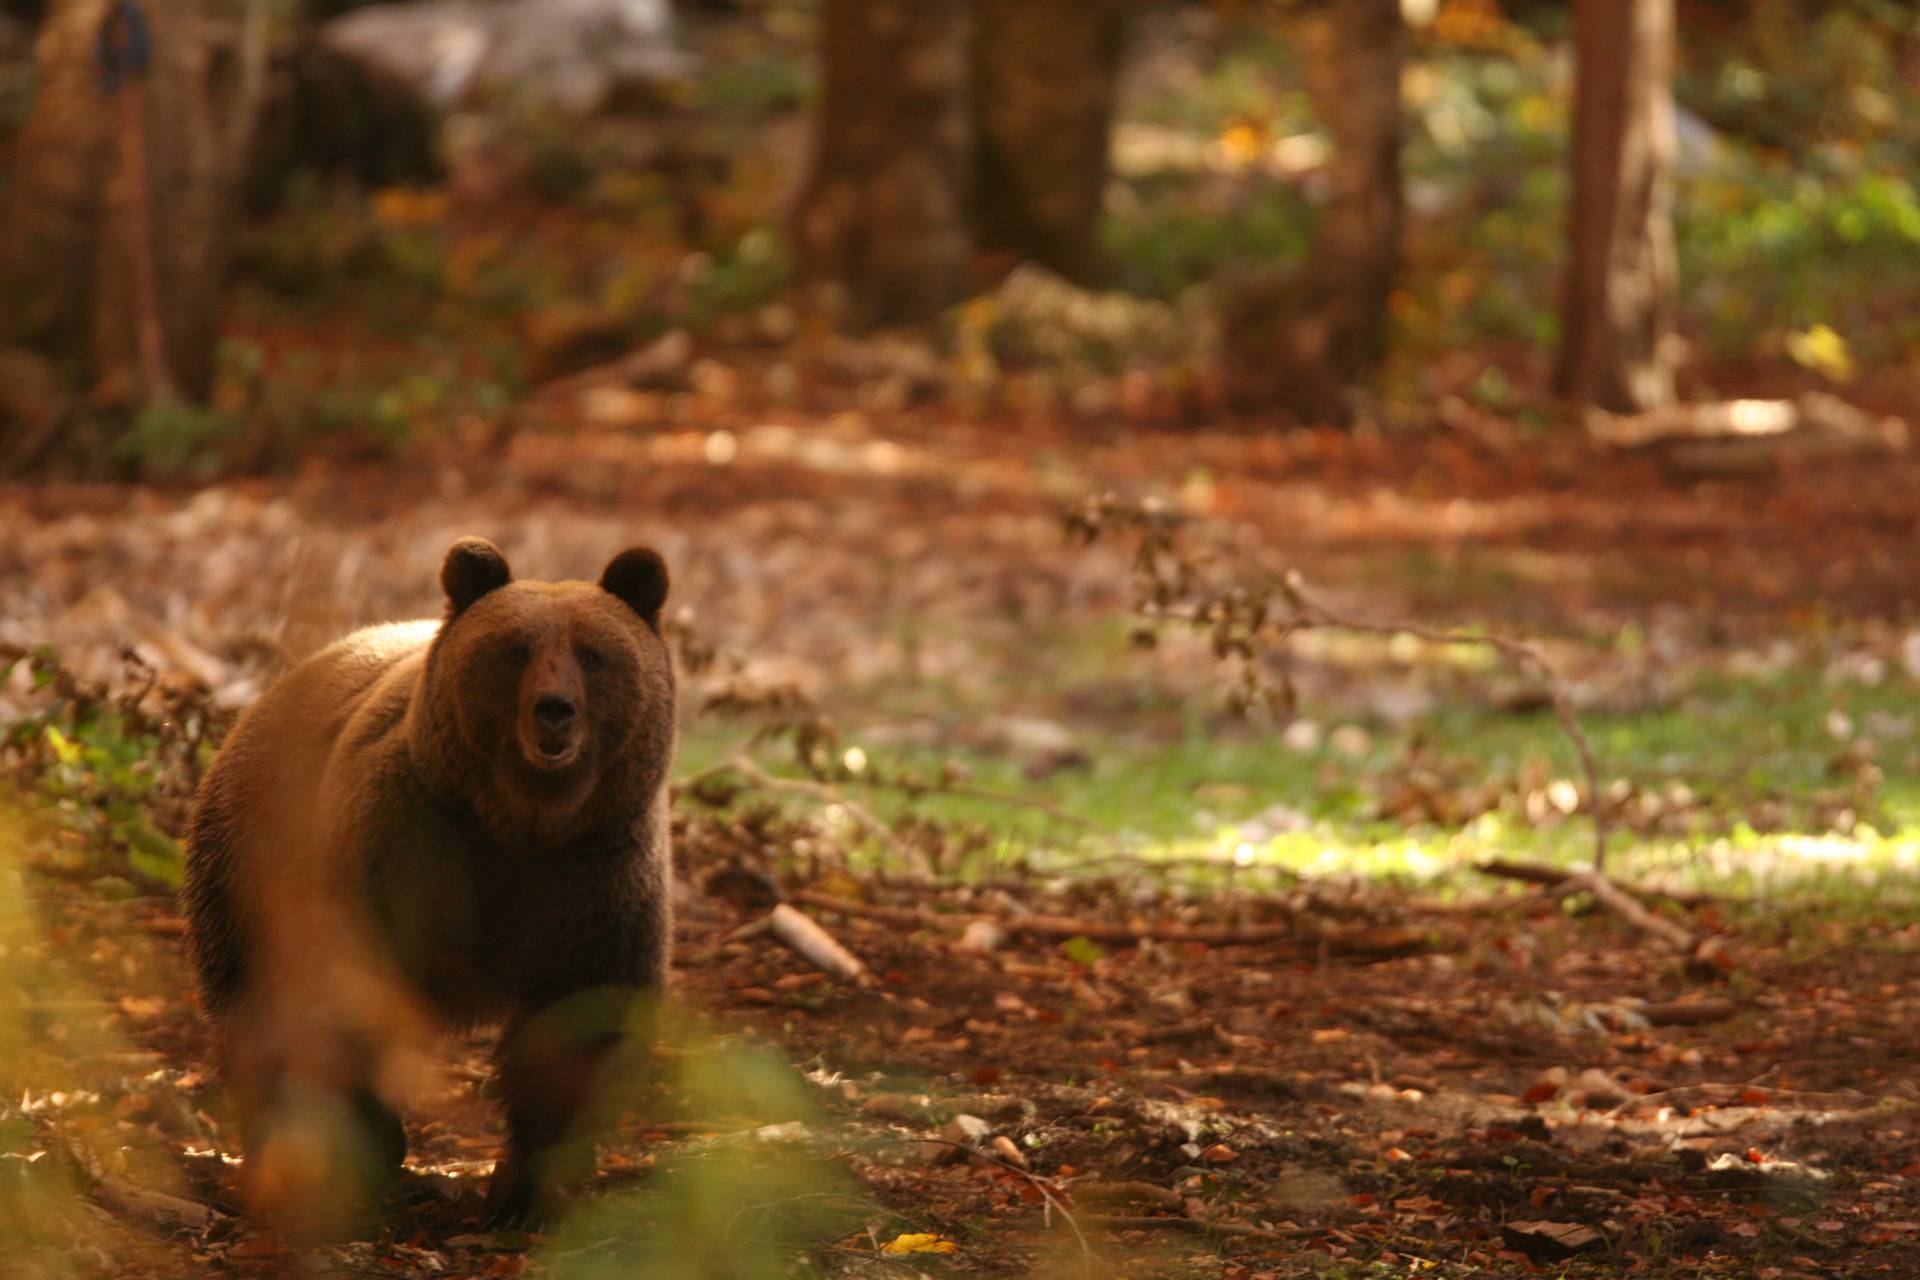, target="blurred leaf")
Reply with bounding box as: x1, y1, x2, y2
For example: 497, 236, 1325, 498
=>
120, 817, 184, 889
1060, 935, 1106, 966
371, 187, 449, 230
42, 725, 80, 767
880, 1232, 958, 1256
1786, 323, 1856, 383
